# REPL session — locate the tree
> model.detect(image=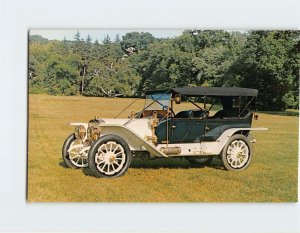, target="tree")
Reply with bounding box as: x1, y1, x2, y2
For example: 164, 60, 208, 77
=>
72, 30, 83, 55
103, 34, 111, 44
29, 35, 48, 44
192, 31, 246, 86
74, 30, 81, 41
121, 32, 155, 52
28, 30, 299, 110
42, 53, 79, 95
114, 34, 121, 43
131, 30, 245, 92
236, 31, 299, 110
70, 31, 92, 95
86, 34, 92, 44
130, 40, 196, 92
